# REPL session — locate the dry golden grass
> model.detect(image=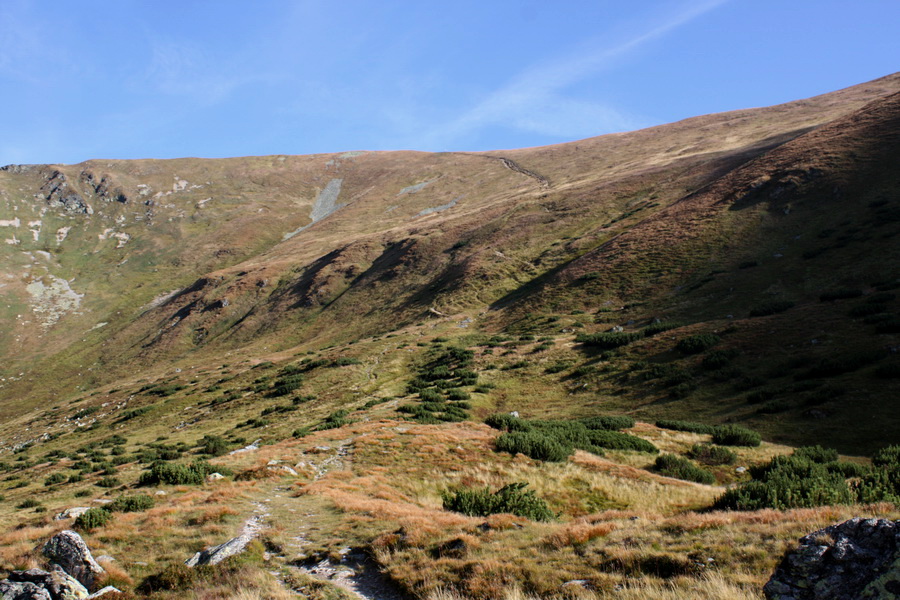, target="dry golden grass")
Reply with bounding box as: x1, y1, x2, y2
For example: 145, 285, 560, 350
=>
425, 570, 761, 600
542, 520, 616, 550
0, 412, 894, 600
